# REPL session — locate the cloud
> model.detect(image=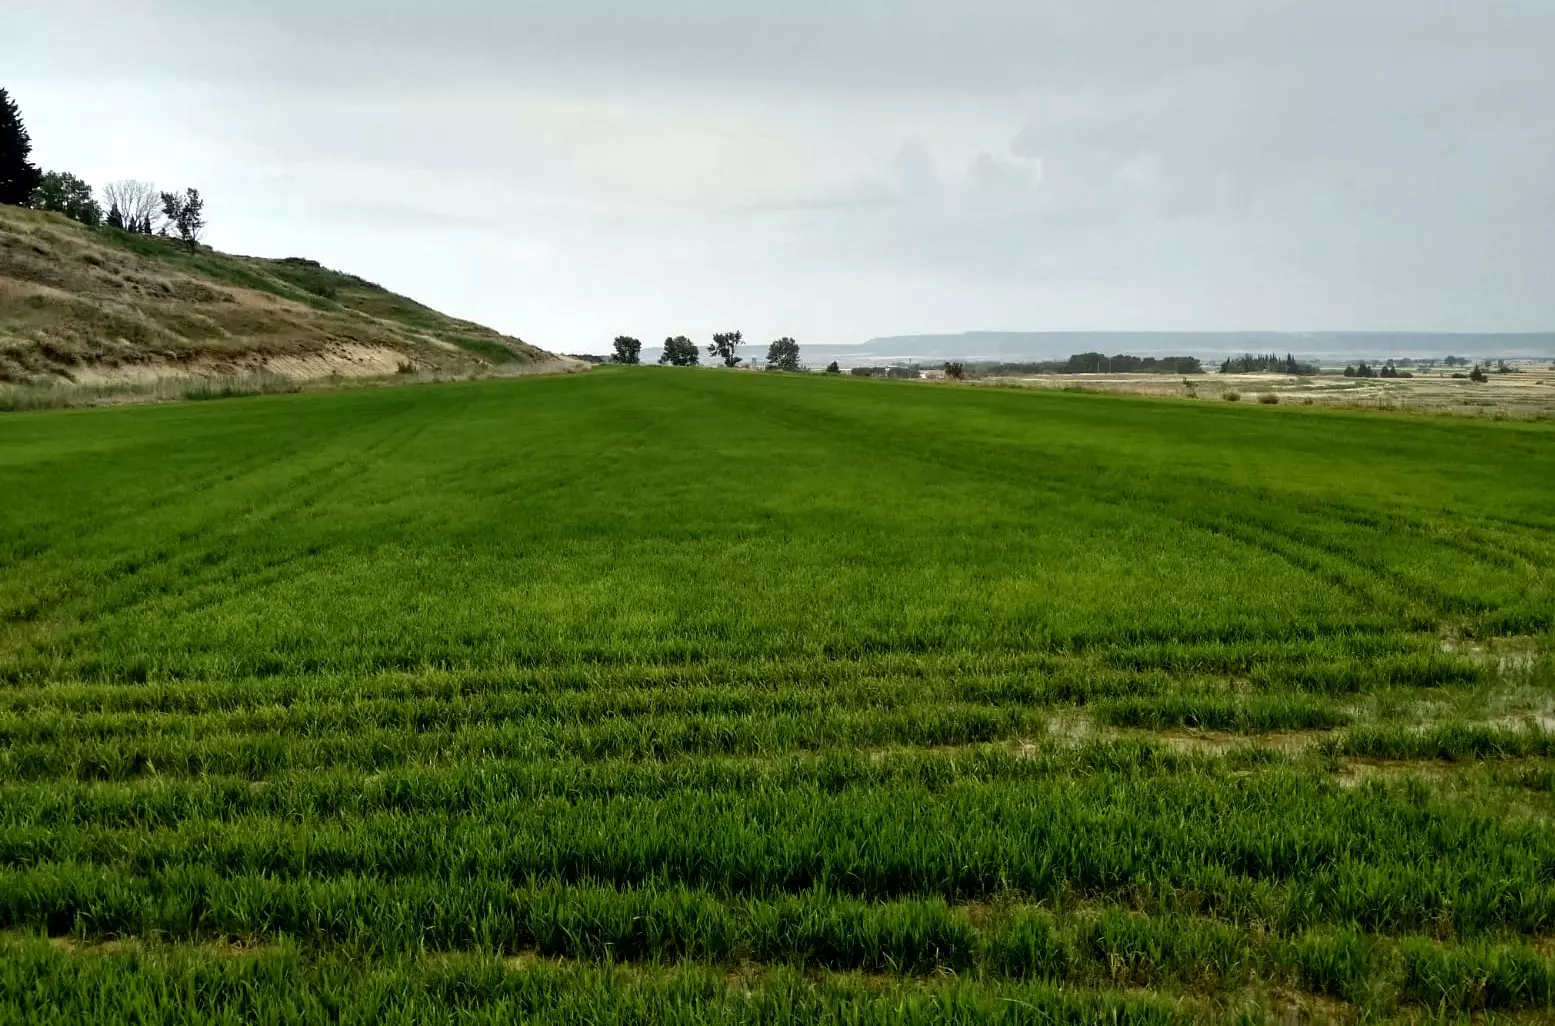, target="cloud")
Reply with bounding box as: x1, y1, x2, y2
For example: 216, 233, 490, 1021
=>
5, 0, 1552, 345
